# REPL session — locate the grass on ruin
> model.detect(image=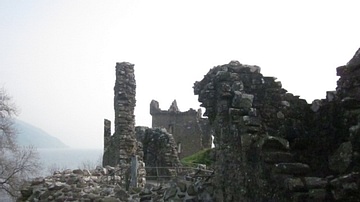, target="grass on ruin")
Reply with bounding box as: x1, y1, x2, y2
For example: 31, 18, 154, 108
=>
180, 148, 213, 167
